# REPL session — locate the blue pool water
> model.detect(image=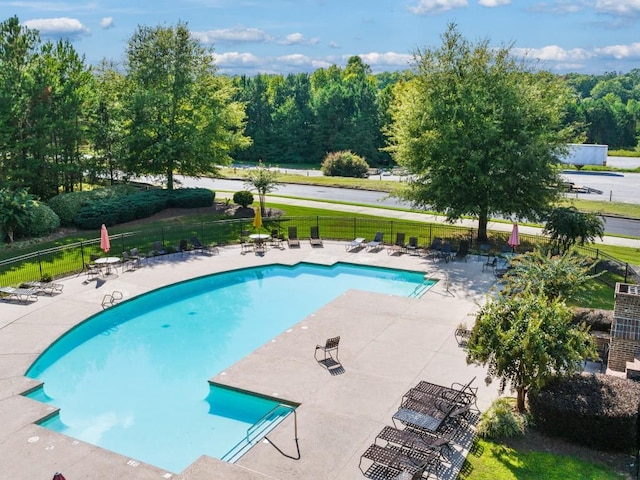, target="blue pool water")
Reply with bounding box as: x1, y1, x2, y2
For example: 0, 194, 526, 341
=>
26, 262, 434, 473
